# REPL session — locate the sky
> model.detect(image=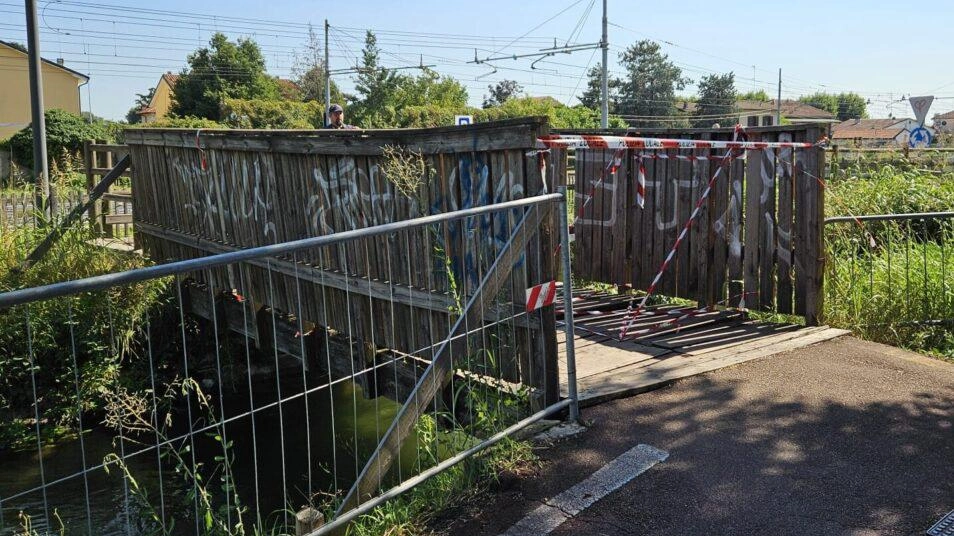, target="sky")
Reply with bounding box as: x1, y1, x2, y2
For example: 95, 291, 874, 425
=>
2, 0, 953, 123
